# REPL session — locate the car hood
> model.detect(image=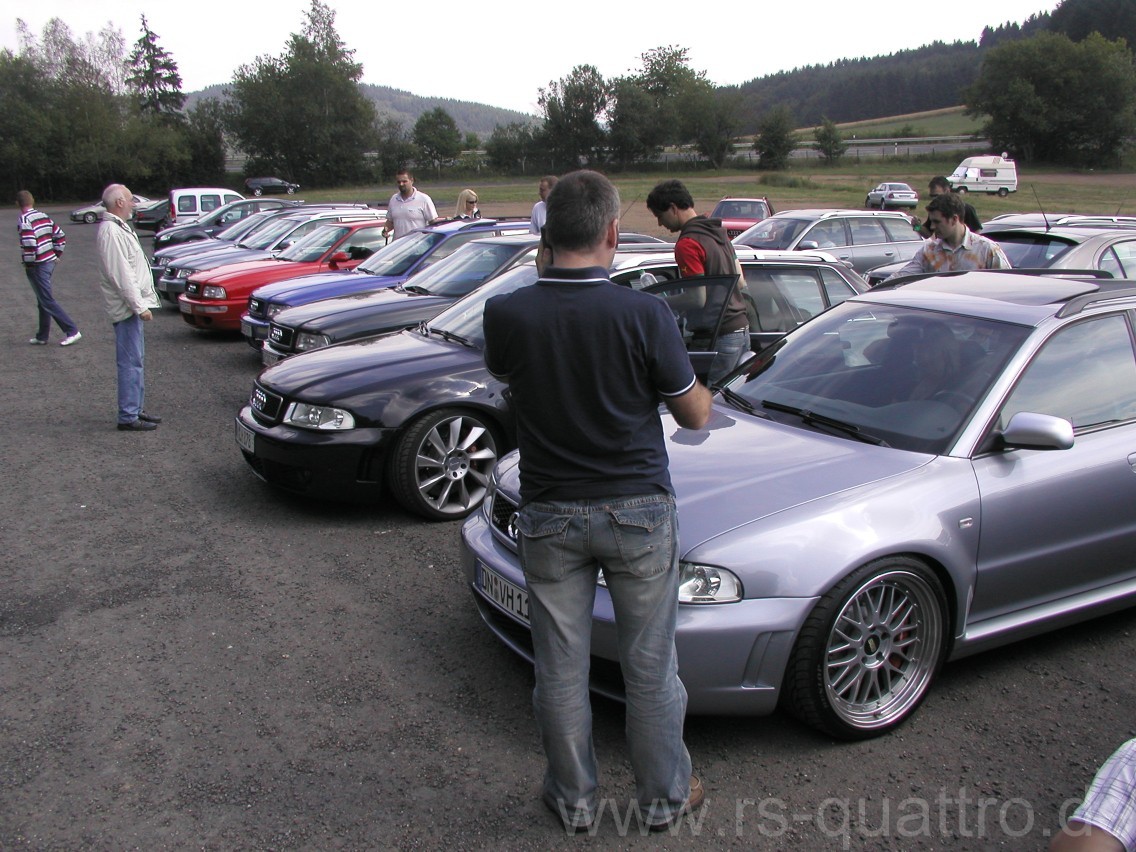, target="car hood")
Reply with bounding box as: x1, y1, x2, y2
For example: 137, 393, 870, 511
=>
260, 329, 484, 410
253, 271, 405, 305
495, 405, 931, 549
278, 289, 452, 339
